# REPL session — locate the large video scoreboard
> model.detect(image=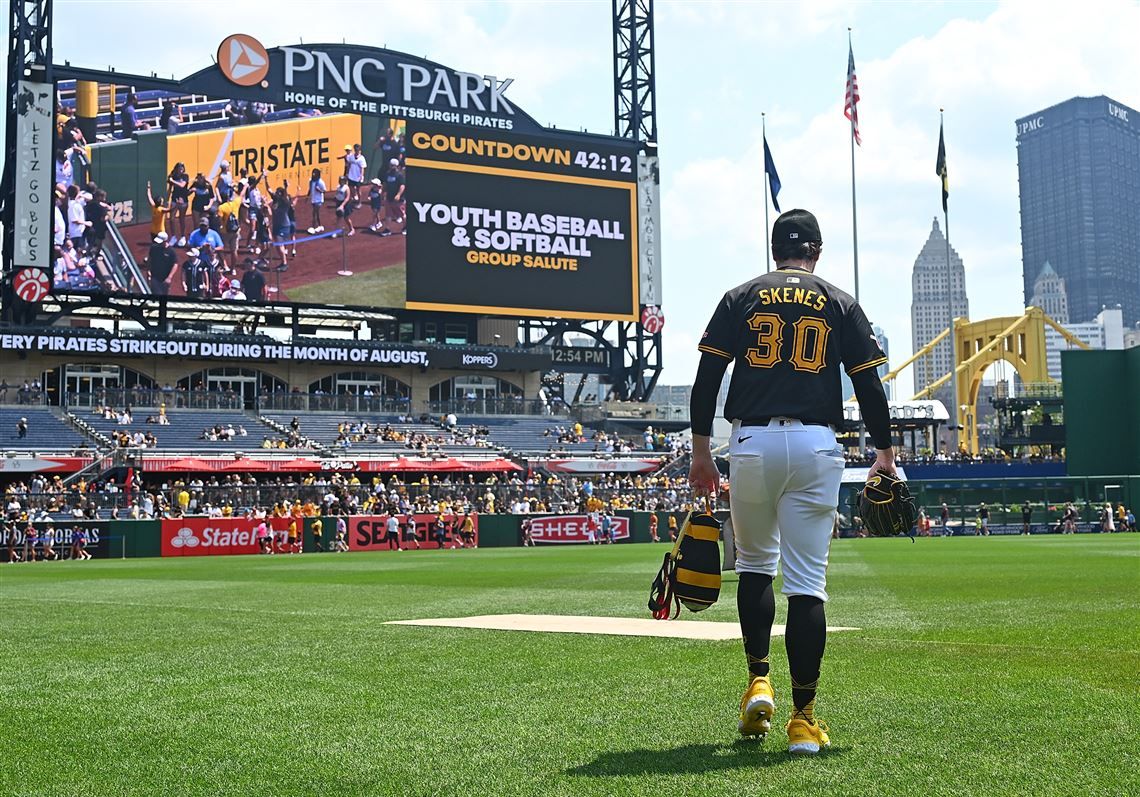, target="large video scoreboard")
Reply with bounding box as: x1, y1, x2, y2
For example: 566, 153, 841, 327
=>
18, 34, 649, 322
